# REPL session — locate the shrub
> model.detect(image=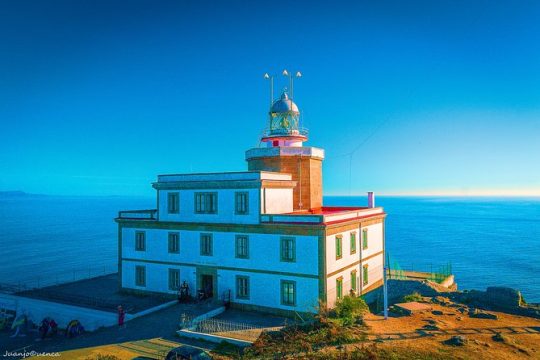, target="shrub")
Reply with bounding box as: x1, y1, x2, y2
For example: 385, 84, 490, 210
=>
334, 296, 369, 326
402, 291, 423, 303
